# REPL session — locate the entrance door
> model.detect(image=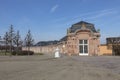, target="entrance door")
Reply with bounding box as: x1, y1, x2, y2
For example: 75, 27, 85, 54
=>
79, 40, 89, 55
